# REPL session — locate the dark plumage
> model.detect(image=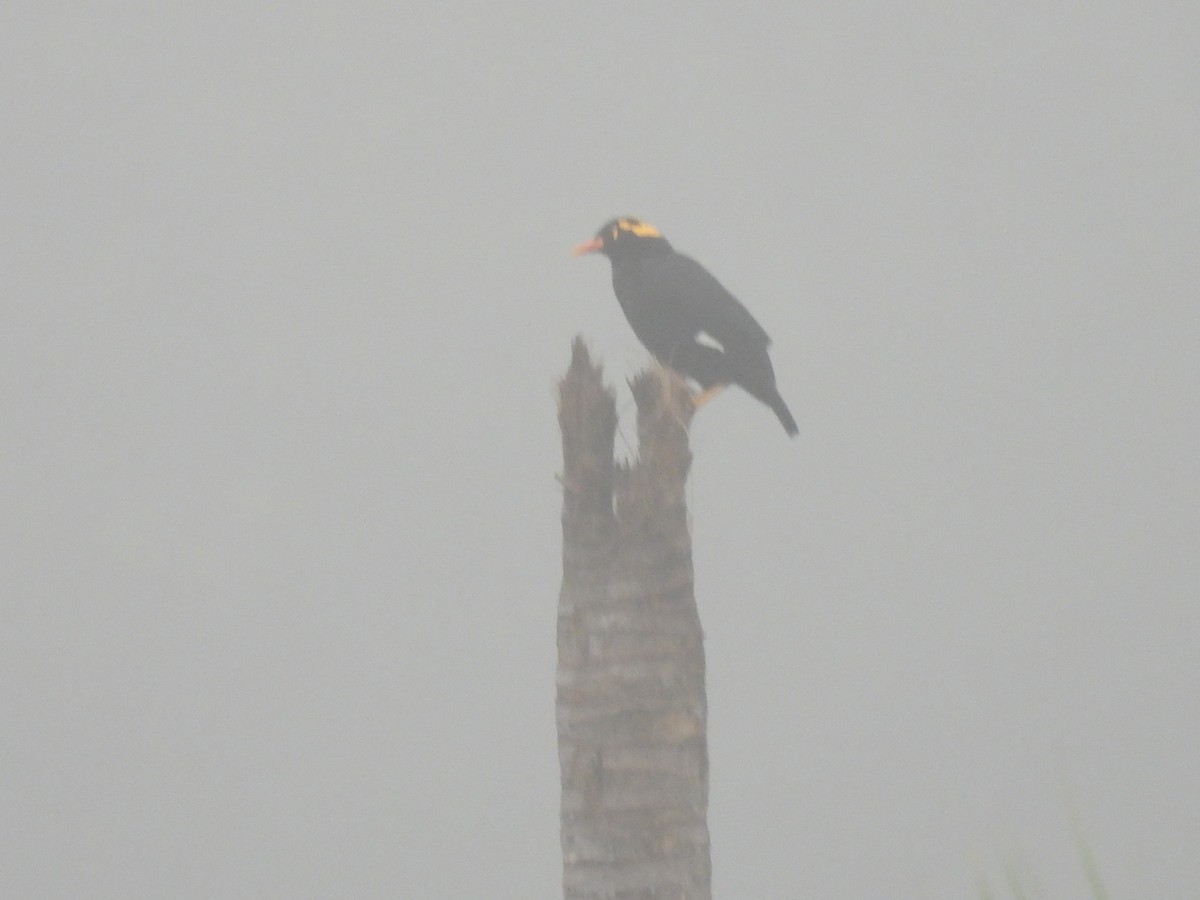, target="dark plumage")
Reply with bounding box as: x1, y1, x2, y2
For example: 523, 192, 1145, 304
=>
573, 217, 798, 436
